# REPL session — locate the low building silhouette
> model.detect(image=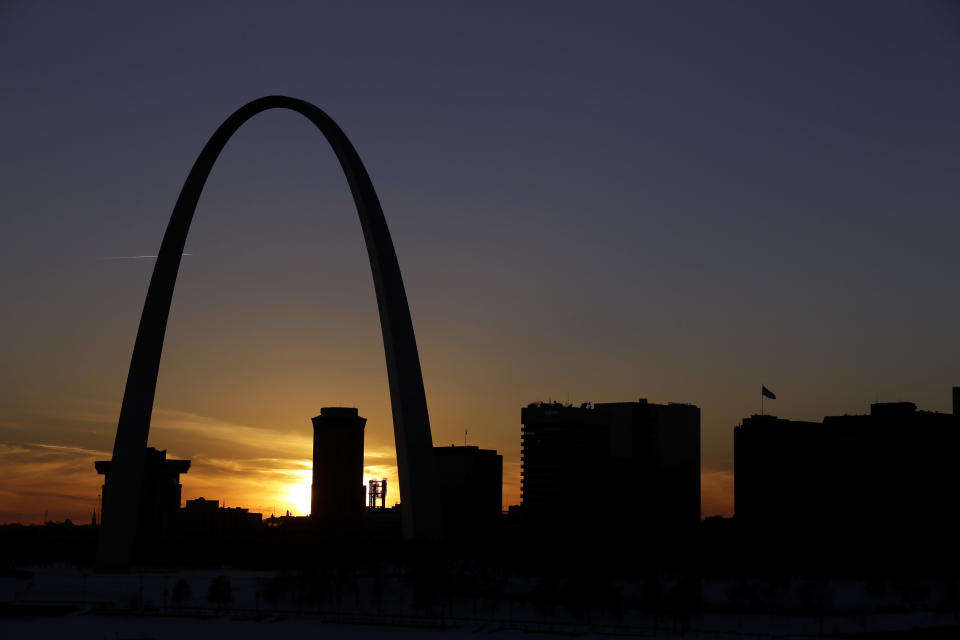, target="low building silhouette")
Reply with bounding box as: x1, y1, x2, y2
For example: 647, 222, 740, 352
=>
95, 447, 190, 549
433, 445, 503, 536
162, 497, 262, 543
311, 407, 366, 536
520, 399, 700, 541
734, 391, 960, 540
362, 503, 402, 541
